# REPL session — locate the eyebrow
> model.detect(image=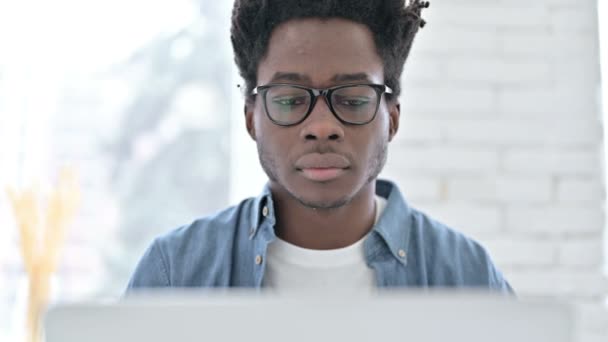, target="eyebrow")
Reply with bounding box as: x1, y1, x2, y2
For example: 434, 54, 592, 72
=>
331, 73, 372, 83
270, 72, 311, 83
269, 72, 373, 84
